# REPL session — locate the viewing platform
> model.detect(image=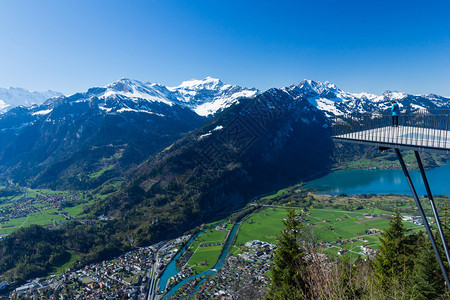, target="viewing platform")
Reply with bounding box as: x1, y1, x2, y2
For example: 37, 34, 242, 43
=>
333, 111, 450, 154
332, 109, 450, 291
